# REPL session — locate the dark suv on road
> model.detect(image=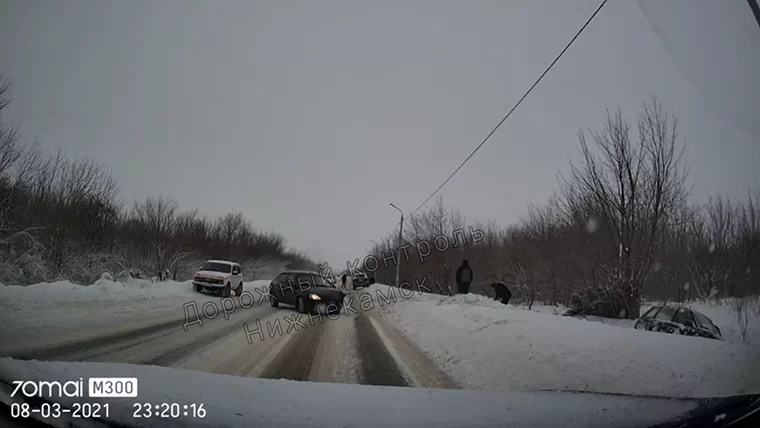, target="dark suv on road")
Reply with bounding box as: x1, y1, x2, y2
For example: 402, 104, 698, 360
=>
269, 270, 347, 314
352, 272, 371, 289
